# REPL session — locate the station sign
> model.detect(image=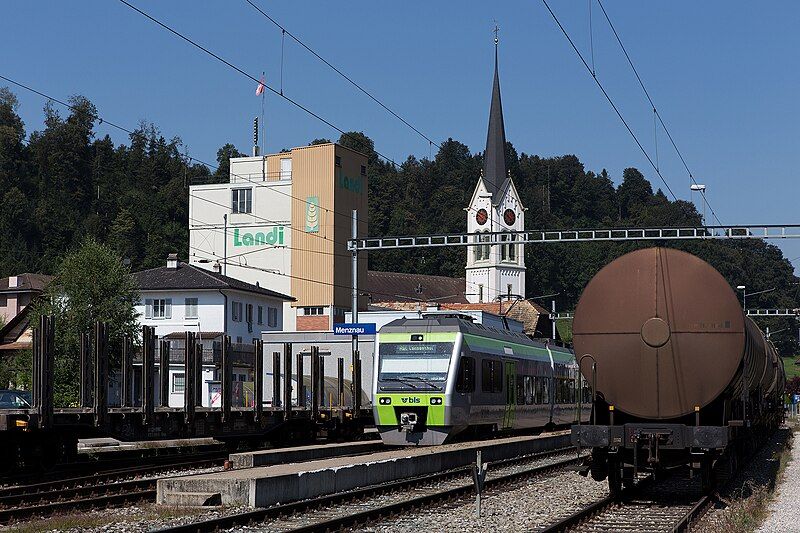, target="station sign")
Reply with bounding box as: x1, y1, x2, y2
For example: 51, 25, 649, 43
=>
333, 323, 376, 335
